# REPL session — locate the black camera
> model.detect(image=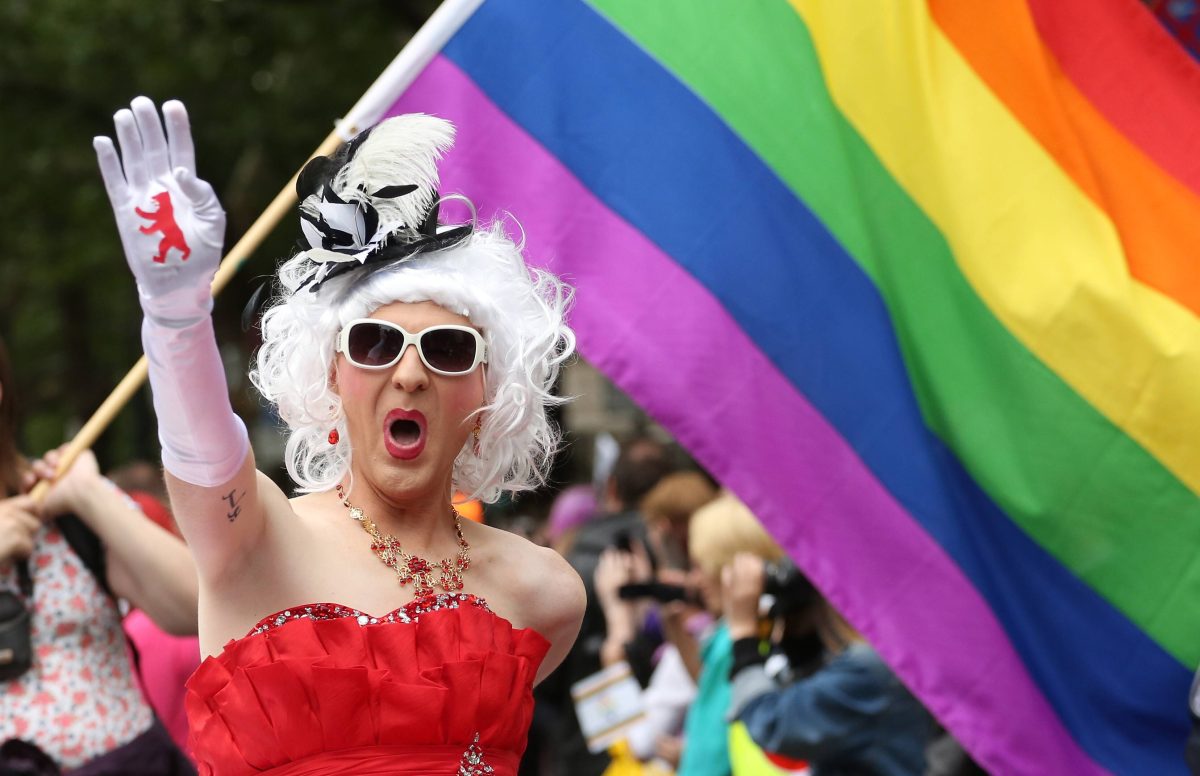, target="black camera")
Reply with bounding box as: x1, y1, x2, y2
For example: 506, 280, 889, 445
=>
762, 558, 818, 616
617, 581, 701, 606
